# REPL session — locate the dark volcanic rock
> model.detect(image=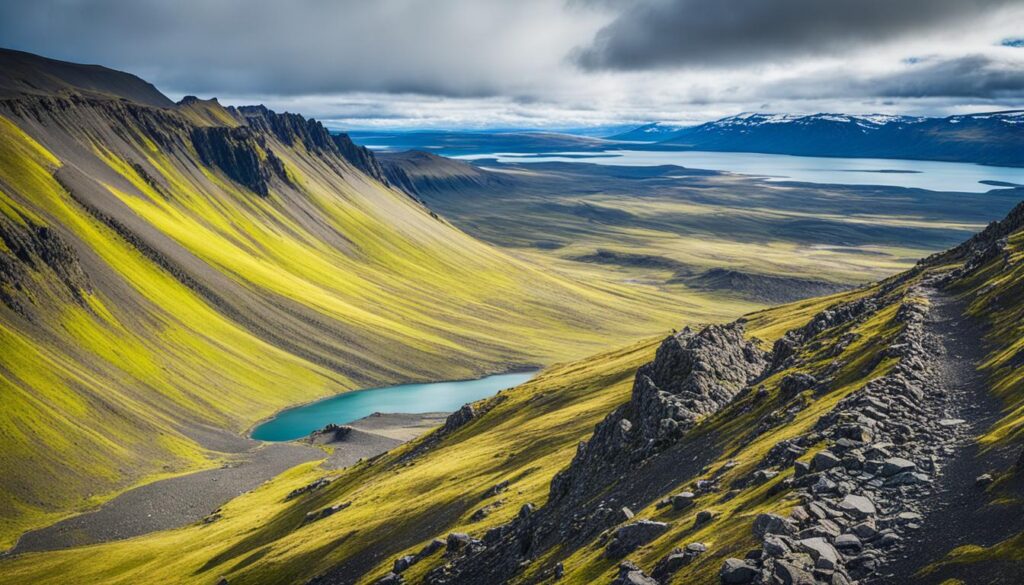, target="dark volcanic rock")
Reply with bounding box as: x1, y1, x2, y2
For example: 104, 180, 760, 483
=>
0, 215, 91, 314
190, 125, 287, 196
605, 520, 669, 558
307, 423, 353, 444
443, 404, 476, 434
719, 558, 758, 584
550, 323, 766, 507
651, 543, 707, 581
611, 560, 658, 585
